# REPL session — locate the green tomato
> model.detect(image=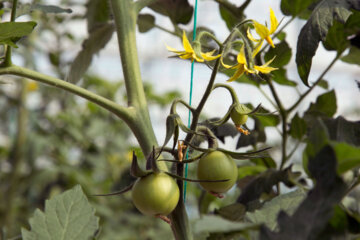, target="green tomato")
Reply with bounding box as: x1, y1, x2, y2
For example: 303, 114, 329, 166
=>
230, 106, 248, 126
132, 172, 180, 216
197, 151, 238, 194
